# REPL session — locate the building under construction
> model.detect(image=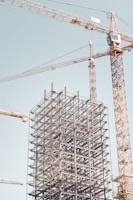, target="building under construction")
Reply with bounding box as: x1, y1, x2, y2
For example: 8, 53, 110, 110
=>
27, 87, 112, 199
